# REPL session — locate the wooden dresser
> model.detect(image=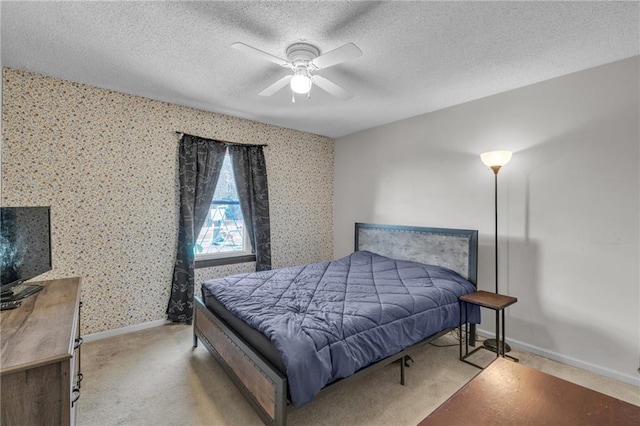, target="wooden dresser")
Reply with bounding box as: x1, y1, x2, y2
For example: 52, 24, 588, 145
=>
1, 277, 83, 425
